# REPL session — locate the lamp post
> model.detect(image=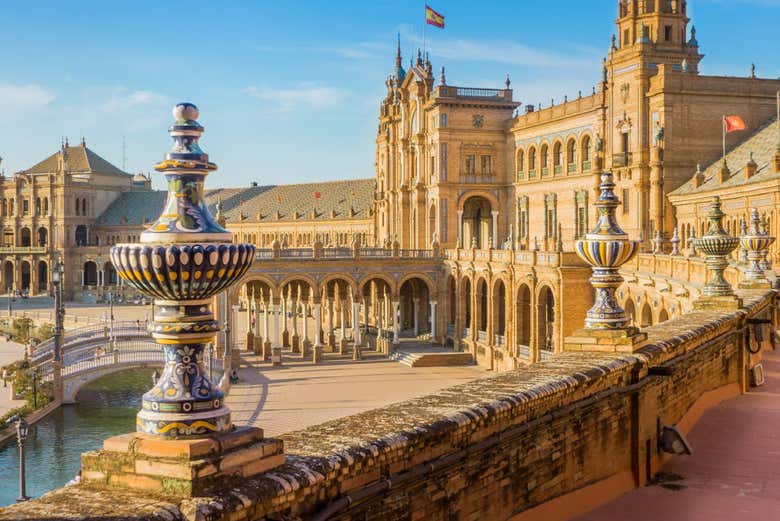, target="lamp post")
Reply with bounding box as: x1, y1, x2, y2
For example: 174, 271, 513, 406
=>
16, 418, 29, 502
52, 260, 64, 402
